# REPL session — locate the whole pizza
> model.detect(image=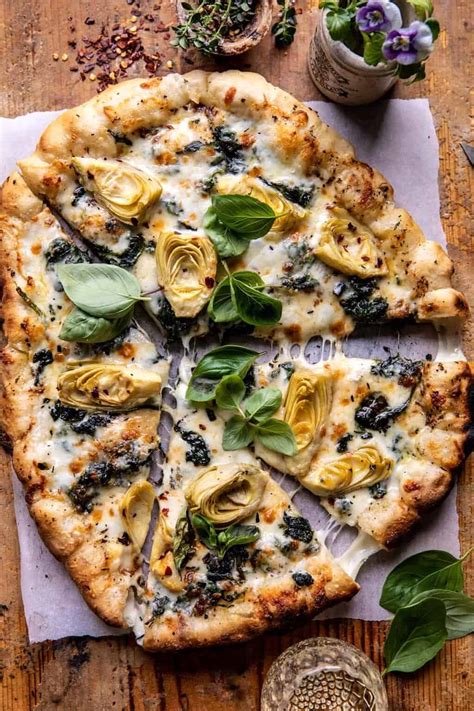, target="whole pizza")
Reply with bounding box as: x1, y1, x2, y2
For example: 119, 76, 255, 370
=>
0, 70, 471, 650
